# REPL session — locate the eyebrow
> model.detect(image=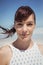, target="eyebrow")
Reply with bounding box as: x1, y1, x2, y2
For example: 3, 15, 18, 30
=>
16, 20, 34, 24
26, 21, 34, 23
